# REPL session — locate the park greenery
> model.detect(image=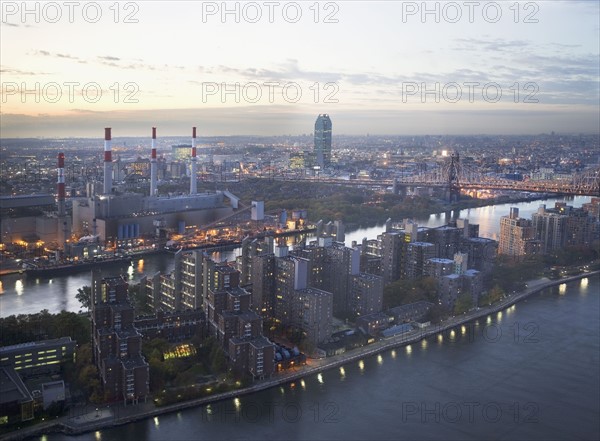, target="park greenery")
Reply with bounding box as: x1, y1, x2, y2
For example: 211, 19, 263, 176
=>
143, 336, 245, 406
0, 310, 90, 347
63, 343, 106, 404
453, 291, 473, 315
227, 179, 442, 228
